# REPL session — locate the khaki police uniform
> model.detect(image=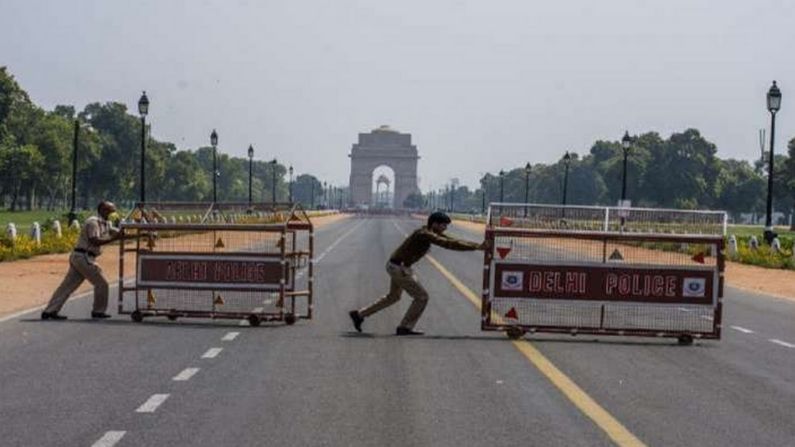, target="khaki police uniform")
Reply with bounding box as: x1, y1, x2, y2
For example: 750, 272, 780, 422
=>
44, 216, 114, 314
359, 227, 480, 329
